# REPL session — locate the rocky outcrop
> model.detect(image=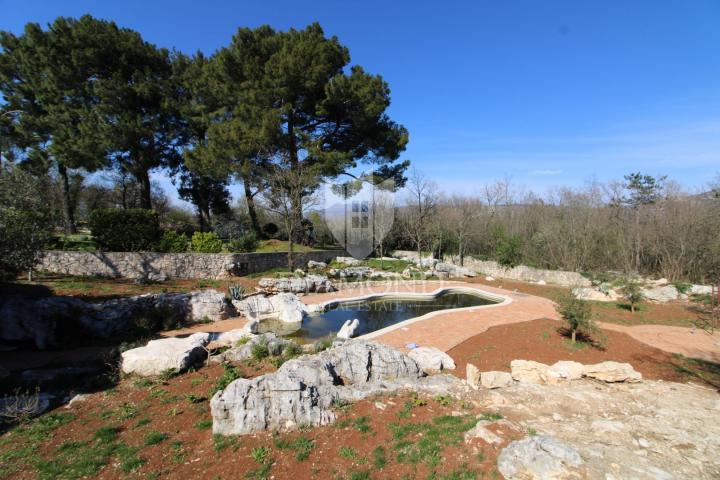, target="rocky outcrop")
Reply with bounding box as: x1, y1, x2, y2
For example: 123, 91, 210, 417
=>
337, 319, 360, 340
408, 347, 456, 372
434, 262, 477, 278
466, 363, 481, 389
258, 275, 335, 294
497, 435, 584, 479
642, 285, 680, 303
232, 293, 307, 324
121, 333, 210, 376
510, 360, 550, 384
511, 359, 641, 385
571, 287, 619, 302
210, 341, 460, 435
582, 361, 642, 383
210, 333, 294, 363
334, 256, 361, 266
0, 289, 233, 349
480, 371, 513, 389
327, 266, 373, 279
482, 379, 720, 479
307, 260, 327, 270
